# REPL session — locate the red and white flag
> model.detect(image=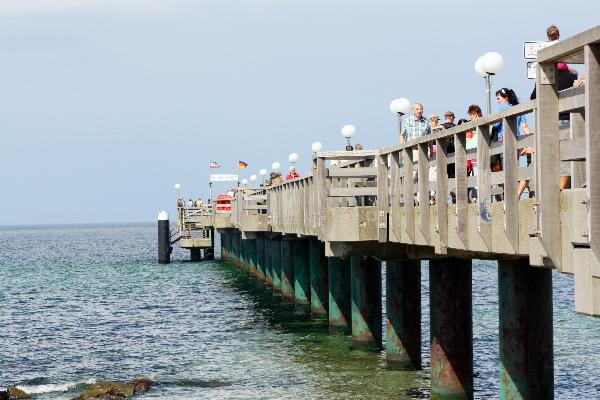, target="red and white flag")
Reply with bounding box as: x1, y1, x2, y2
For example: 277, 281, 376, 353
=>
209, 161, 220, 169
